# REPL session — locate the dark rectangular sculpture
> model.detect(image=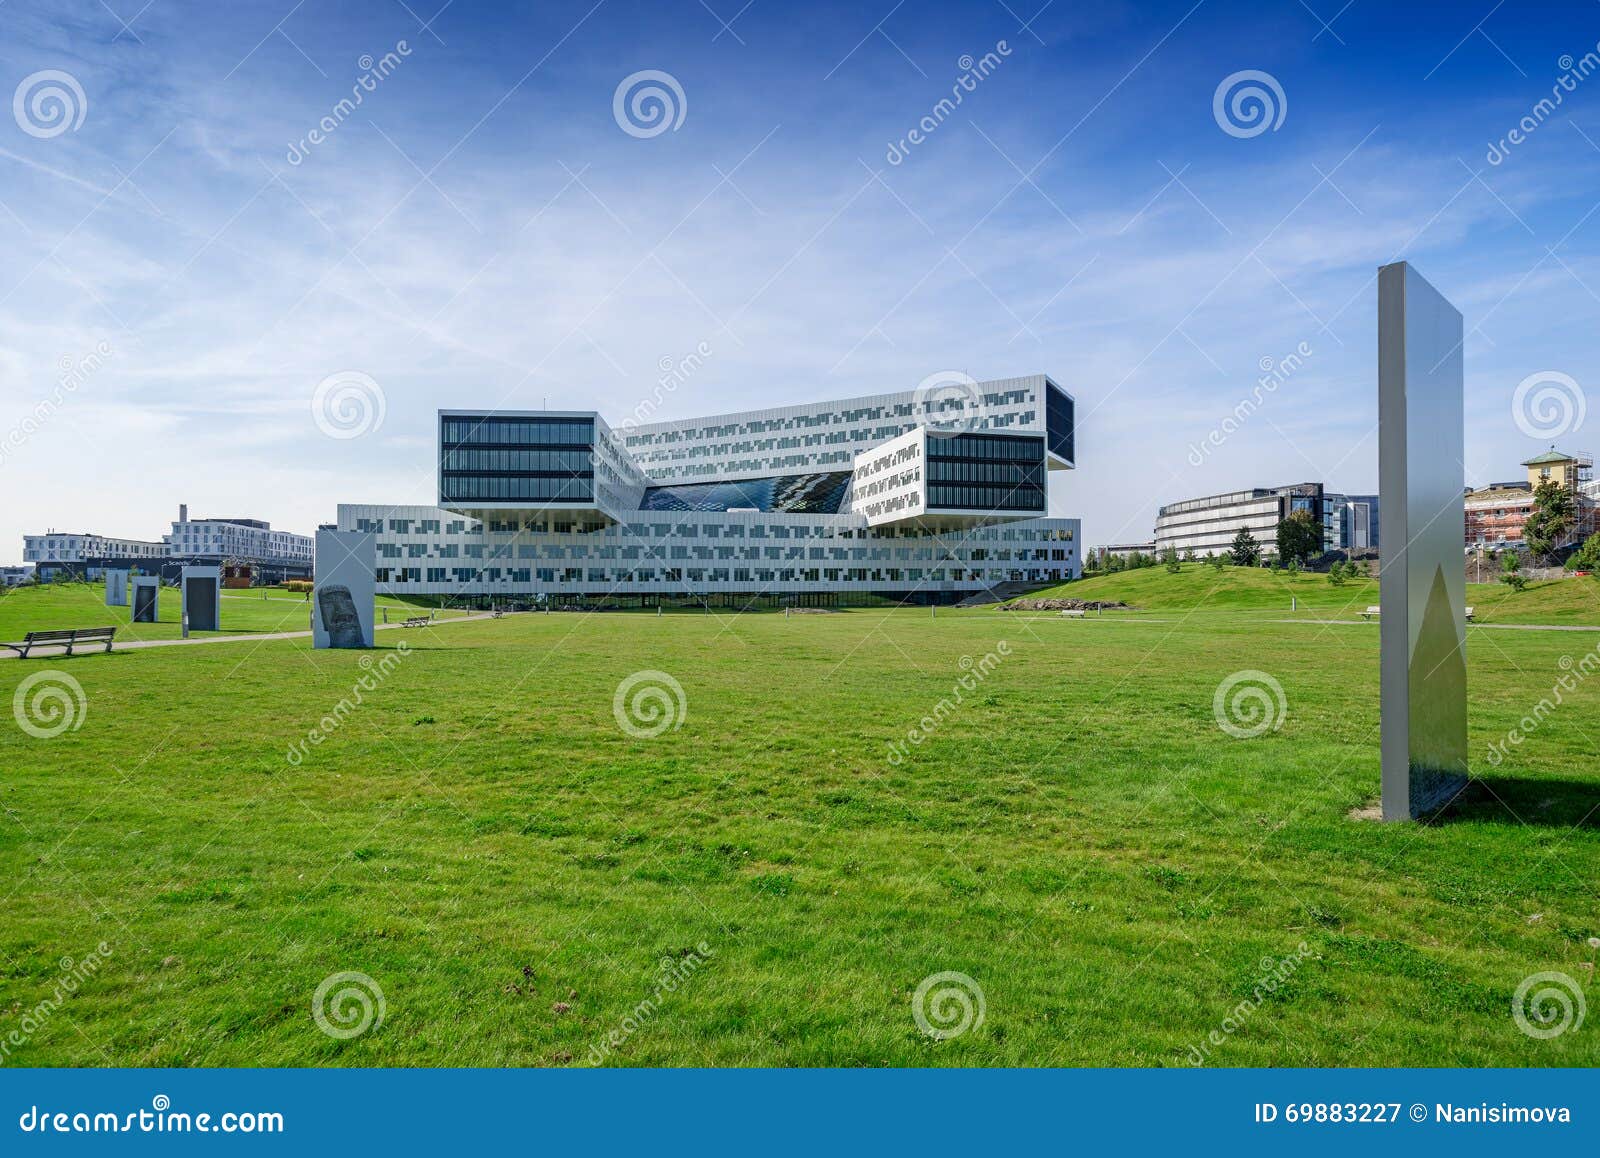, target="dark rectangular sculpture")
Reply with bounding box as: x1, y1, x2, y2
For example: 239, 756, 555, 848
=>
1378, 261, 1469, 820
